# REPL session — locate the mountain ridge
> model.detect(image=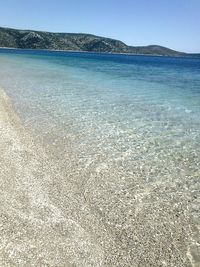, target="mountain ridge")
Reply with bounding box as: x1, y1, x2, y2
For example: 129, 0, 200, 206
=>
0, 26, 199, 57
